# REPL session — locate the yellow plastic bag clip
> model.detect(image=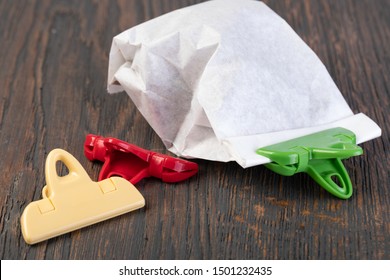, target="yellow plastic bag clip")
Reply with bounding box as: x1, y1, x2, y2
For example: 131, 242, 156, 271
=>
20, 149, 145, 245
